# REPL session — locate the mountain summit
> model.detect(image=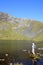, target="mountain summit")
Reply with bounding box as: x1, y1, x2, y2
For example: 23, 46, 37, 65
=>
0, 12, 43, 41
